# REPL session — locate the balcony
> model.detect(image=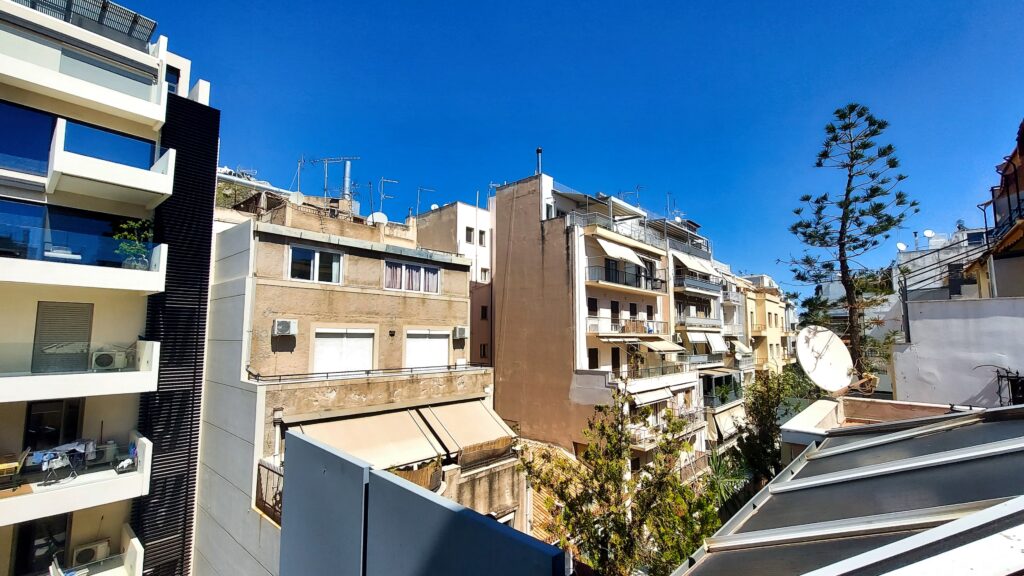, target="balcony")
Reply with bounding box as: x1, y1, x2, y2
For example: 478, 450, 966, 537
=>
668, 236, 711, 260
722, 290, 744, 305
47, 119, 175, 208
615, 362, 693, 385
568, 211, 665, 251
674, 274, 723, 294
0, 431, 152, 526
50, 523, 145, 576
680, 451, 711, 484
704, 385, 743, 408
721, 322, 744, 337
256, 460, 283, 526
0, 10, 166, 129
0, 221, 167, 293
750, 324, 767, 336
681, 353, 724, 368
629, 408, 705, 449
586, 266, 667, 294
586, 316, 670, 335
737, 354, 755, 370
0, 340, 159, 402
678, 315, 723, 330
